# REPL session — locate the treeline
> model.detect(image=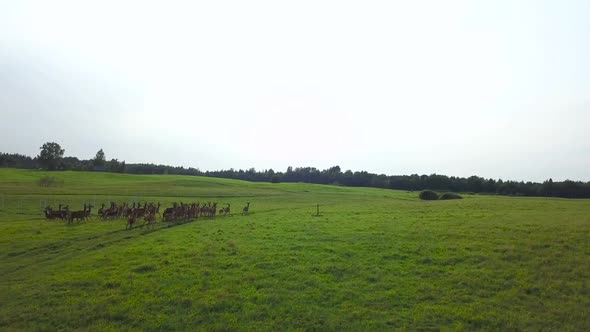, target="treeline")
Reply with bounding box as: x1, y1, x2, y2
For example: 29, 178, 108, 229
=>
2, 147, 590, 198
0, 152, 196, 175
203, 166, 590, 198
125, 163, 201, 176
0, 153, 127, 173
0, 153, 37, 169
